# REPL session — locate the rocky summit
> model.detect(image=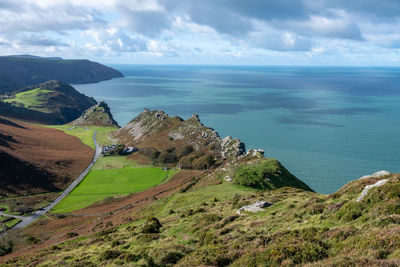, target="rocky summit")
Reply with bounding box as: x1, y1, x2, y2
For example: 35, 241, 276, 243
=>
71, 101, 120, 128
113, 109, 246, 169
